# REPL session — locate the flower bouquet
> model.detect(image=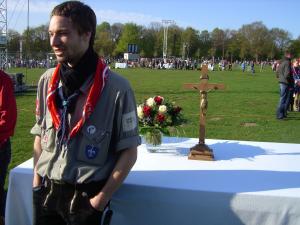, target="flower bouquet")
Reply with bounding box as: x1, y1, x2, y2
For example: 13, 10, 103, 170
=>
137, 96, 184, 151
